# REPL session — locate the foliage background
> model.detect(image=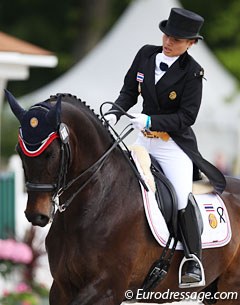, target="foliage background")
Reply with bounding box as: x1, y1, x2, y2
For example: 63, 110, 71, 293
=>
0, 0, 131, 96
180, 0, 240, 81
1, 0, 240, 160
